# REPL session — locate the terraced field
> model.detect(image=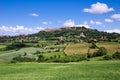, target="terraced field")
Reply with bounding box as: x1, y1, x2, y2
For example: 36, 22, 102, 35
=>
0, 44, 66, 63
0, 42, 119, 63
